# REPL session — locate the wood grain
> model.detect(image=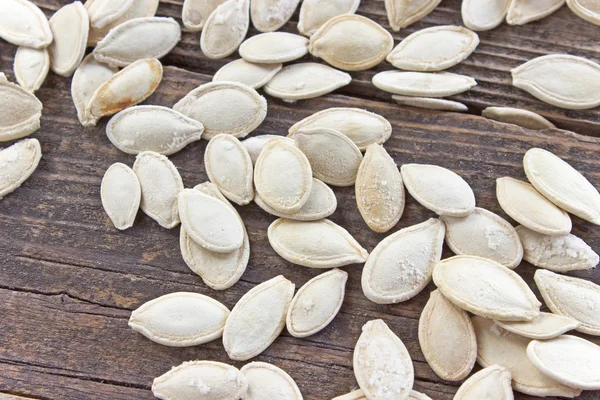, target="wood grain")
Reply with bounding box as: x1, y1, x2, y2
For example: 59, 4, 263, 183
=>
0, 1, 599, 399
